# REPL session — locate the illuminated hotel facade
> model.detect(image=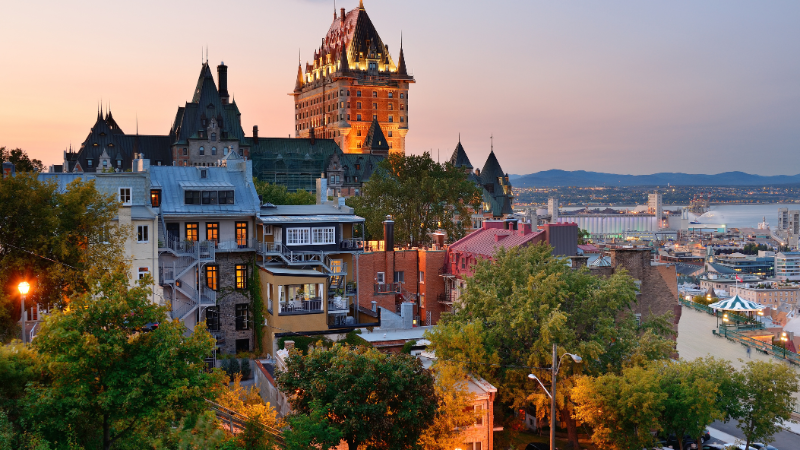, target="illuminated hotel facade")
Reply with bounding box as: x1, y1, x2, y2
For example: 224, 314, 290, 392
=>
293, 1, 414, 155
